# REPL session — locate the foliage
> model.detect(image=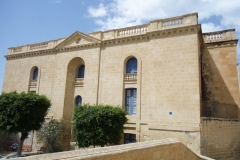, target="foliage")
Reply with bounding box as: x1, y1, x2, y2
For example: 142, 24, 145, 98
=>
72, 104, 128, 148
37, 119, 64, 153
0, 91, 51, 155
